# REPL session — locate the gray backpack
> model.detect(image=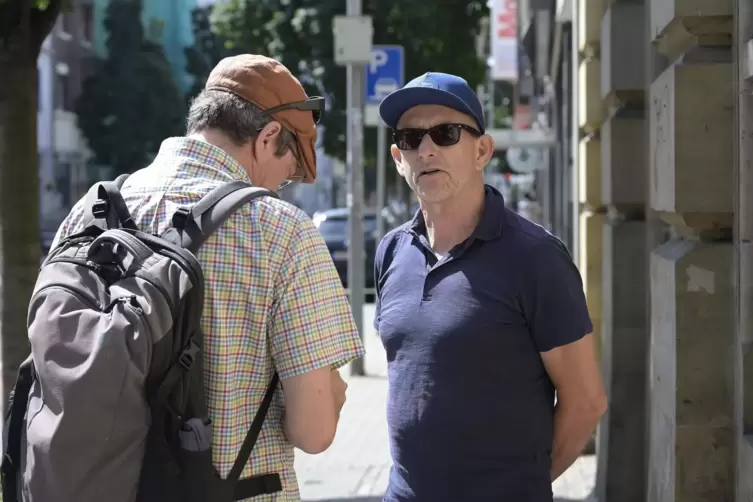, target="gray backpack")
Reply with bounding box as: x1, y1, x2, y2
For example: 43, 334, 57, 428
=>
2, 175, 283, 502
